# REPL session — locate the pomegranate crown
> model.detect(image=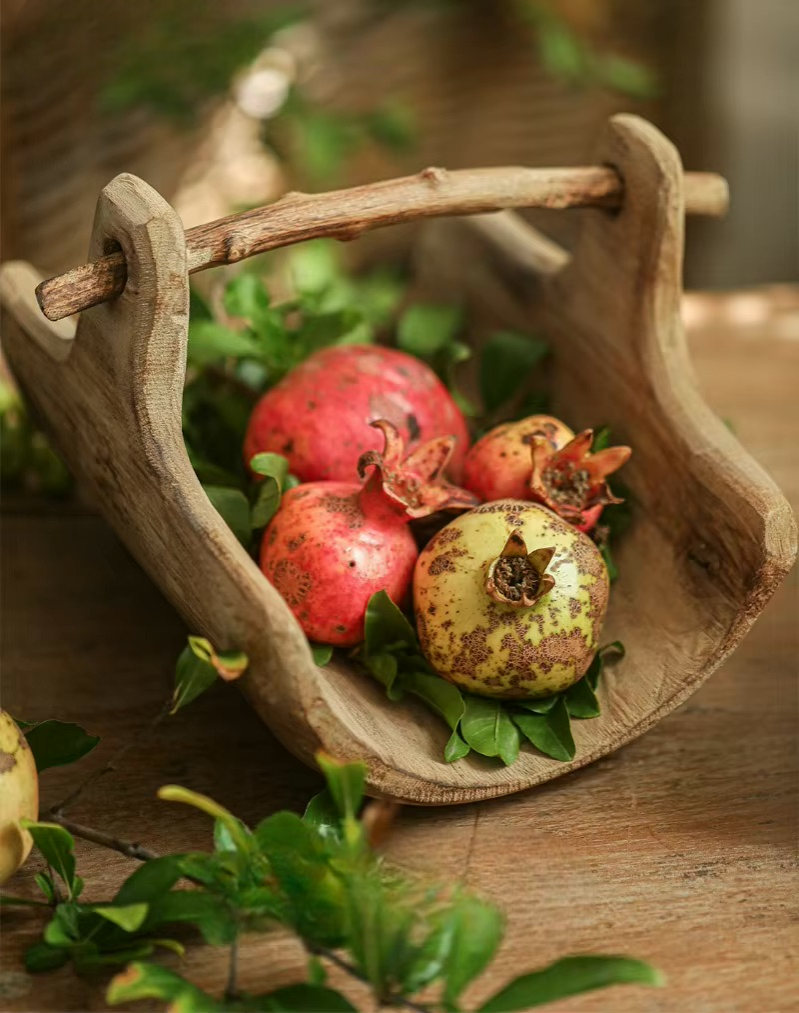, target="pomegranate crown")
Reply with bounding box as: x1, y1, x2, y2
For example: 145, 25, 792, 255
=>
485, 532, 556, 608
357, 420, 477, 520
529, 429, 631, 523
